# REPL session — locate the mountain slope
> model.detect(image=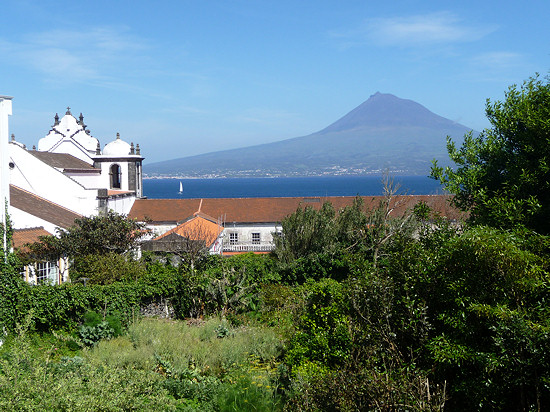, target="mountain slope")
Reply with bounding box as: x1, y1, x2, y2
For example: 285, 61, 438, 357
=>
145, 93, 474, 177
